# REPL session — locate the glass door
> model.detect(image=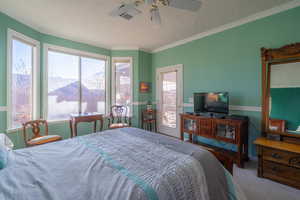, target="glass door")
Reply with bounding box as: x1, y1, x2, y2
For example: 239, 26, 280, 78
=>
157, 65, 183, 138
162, 71, 177, 128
